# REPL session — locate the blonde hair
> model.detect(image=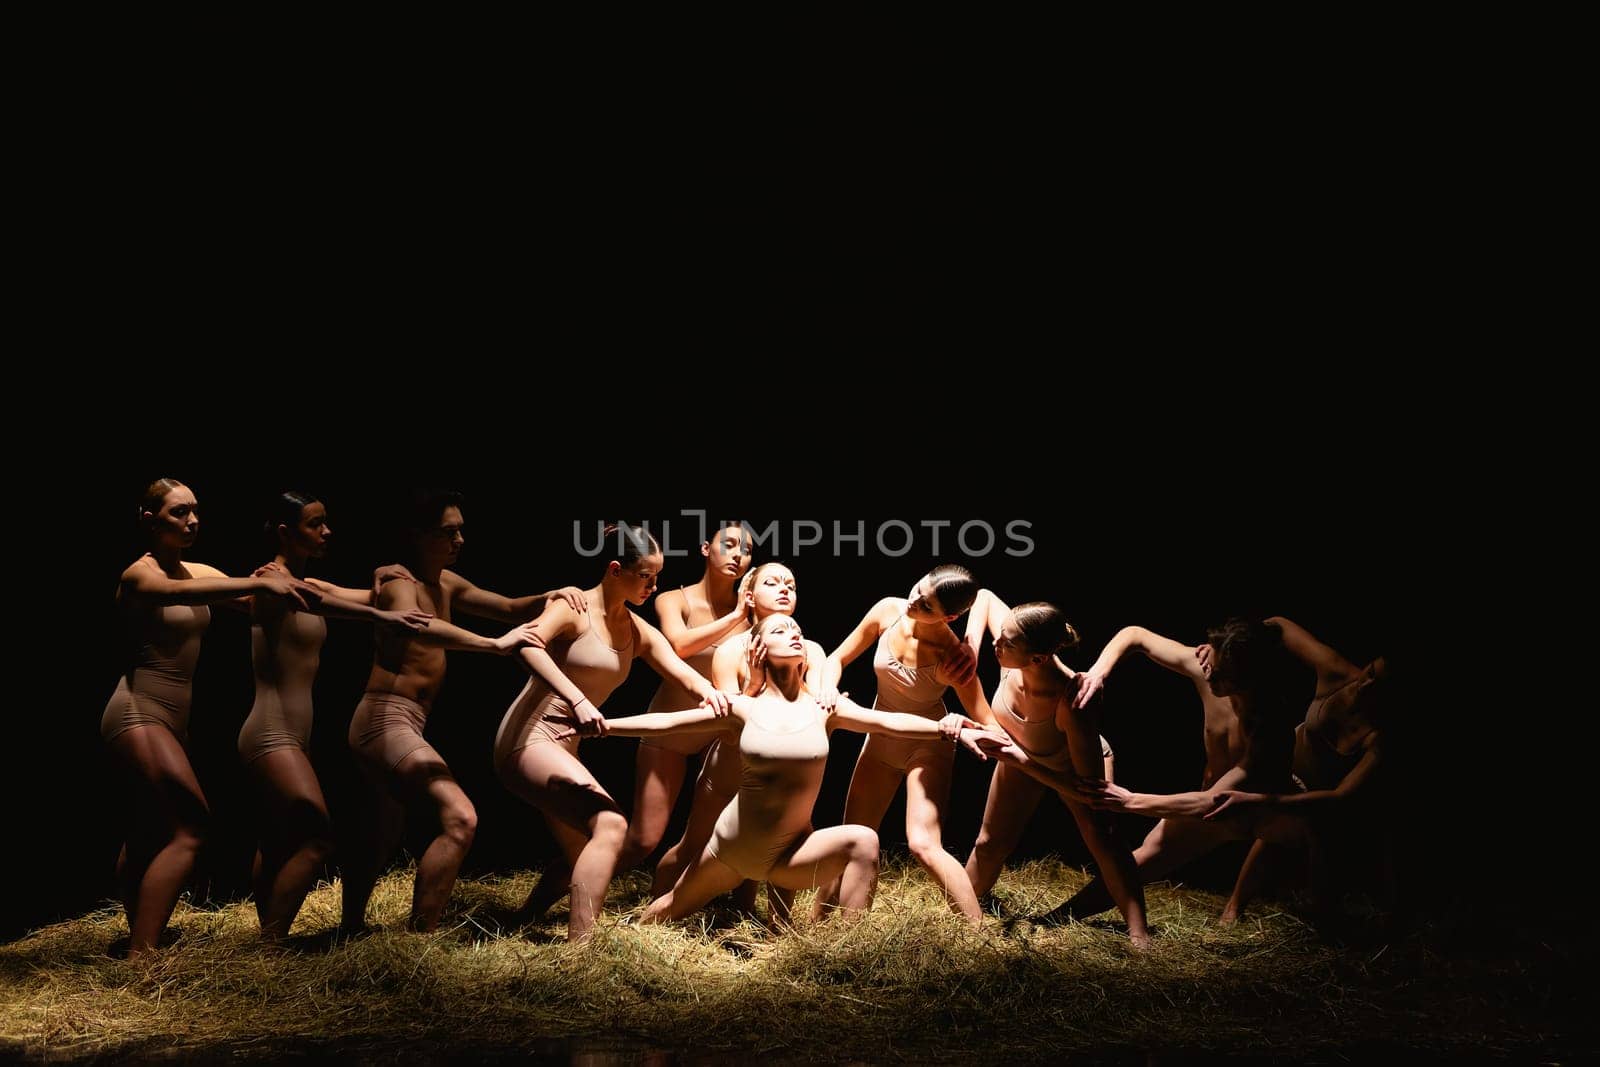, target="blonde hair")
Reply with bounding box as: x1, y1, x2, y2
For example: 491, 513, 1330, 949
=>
739, 561, 795, 625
